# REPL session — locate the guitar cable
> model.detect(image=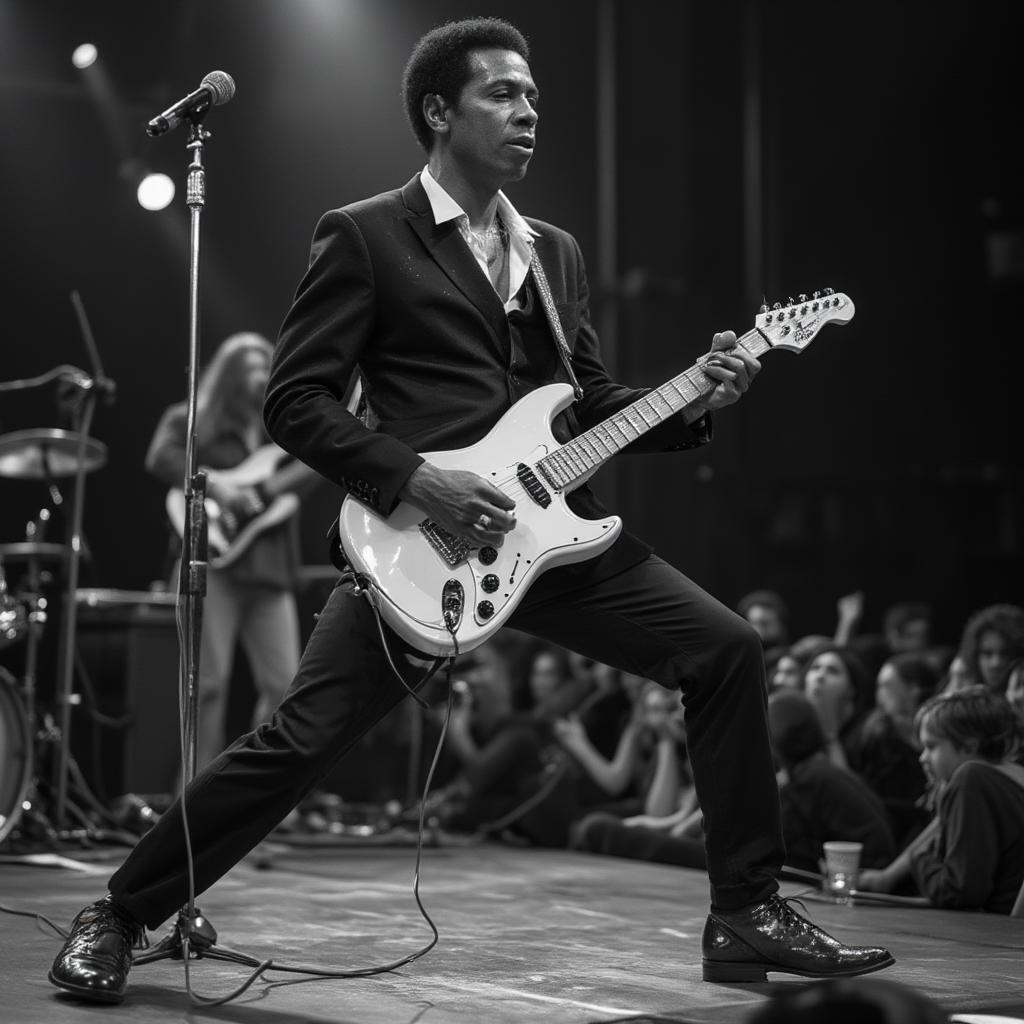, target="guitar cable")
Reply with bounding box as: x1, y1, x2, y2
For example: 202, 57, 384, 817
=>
0, 570, 464, 1006
146, 570, 462, 1005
